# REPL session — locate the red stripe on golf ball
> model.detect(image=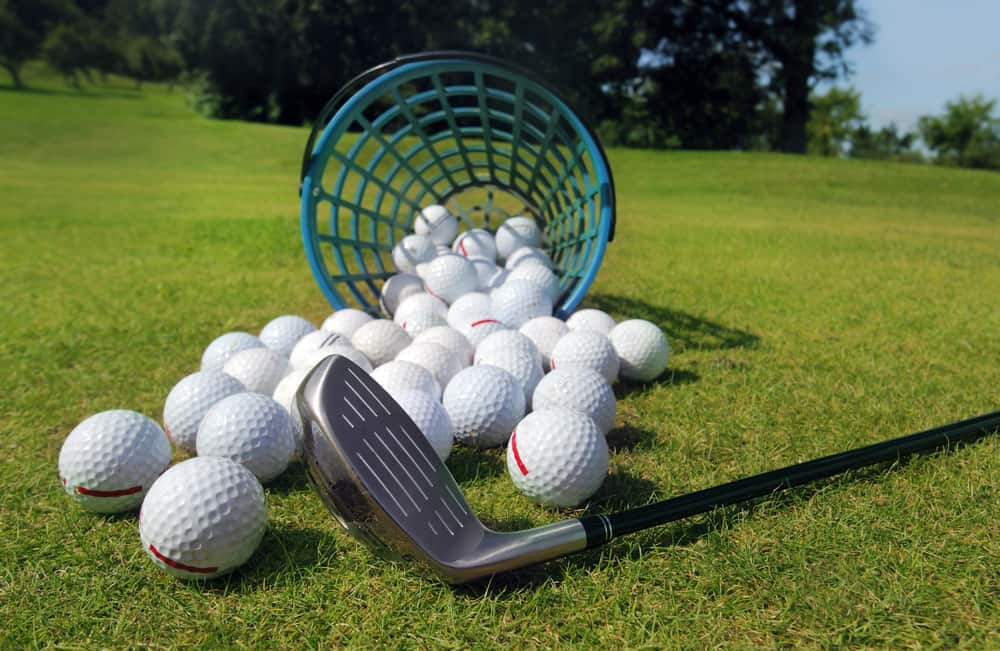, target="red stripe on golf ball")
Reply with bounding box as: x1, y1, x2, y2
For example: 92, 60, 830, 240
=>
459, 239, 468, 257
76, 484, 143, 497
470, 319, 499, 327
148, 544, 218, 575
510, 430, 529, 475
